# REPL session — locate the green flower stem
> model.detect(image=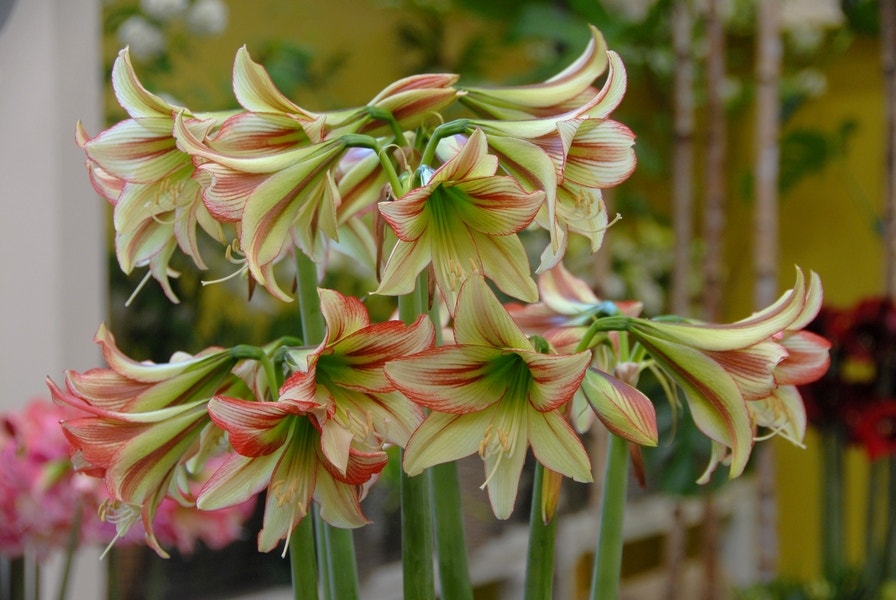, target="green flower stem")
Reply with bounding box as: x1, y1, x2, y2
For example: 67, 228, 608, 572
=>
312, 508, 331, 600
398, 284, 435, 600
575, 316, 631, 354
365, 106, 406, 146
294, 252, 337, 600
590, 433, 629, 600
290, 518, 319, 600
324, 527, 360, 600
429, 462, 474, 600
340, 134, 405, 197
231, 345, 281, 400
821, 427, 845, 580
400, 456, 435, 599
419, 119, 470, 170
524, 463, 557, 600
